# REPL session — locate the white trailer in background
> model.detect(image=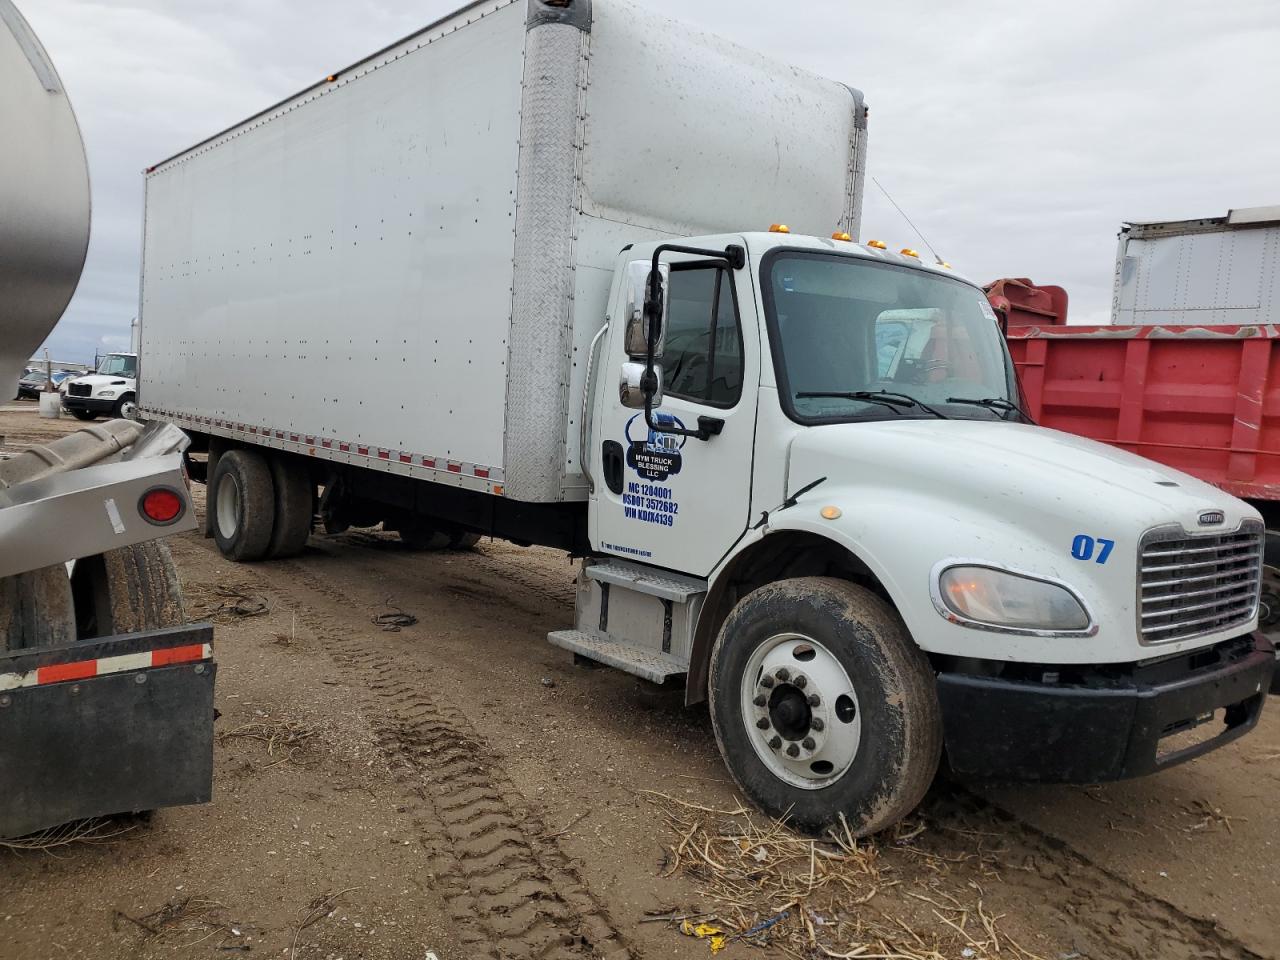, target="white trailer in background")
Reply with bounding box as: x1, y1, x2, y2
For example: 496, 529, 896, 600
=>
140, 0, 1273, 835
1112, 205, 1280, 325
